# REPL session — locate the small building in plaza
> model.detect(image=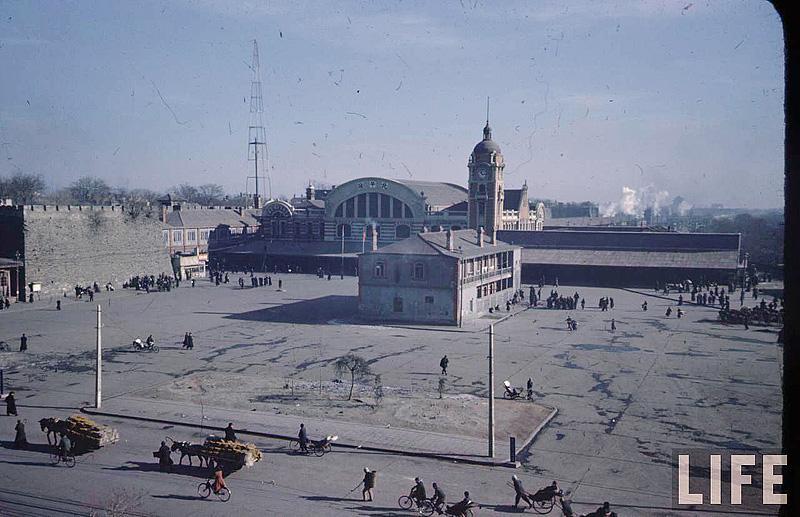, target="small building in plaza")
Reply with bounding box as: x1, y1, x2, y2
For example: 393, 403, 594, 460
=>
358, 228, 521, 325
